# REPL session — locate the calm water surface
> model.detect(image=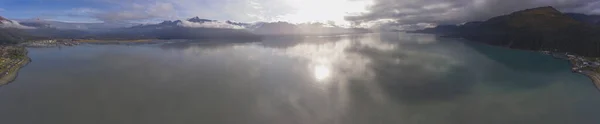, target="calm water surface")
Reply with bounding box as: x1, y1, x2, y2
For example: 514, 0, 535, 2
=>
1, 33, 600, 124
